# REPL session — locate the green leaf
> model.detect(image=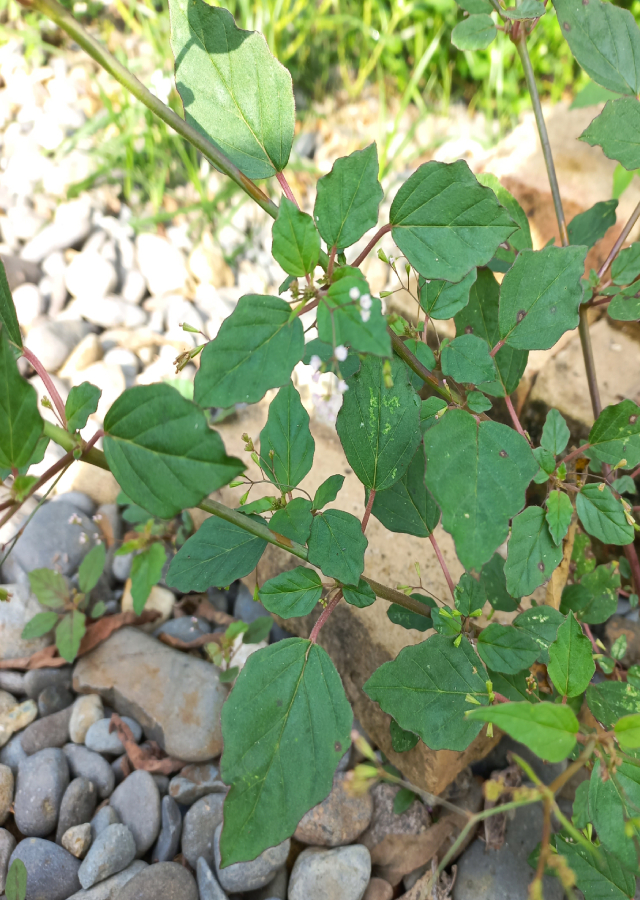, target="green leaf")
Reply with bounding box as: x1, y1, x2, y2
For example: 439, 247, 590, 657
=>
0, 261, 21, 351
576, 484, 634, 545
219, 666, 239, 683
451, 14, 496, 50
307, 509, 367, 585
498, 246, 587, 350
541, 408, 570, 456
588, 400, 640, 468
476, 174, 533, 252
563, 564, 620, 624
589, 760, 640, 872
167, 515, 267, 591
169, 1, 294, 178
393, 787, 418, 815
65, 382, 101, 433
342, 579, 376, 608
615, 714, 640, 749
555, 834, 636, 900
456, 0, 492, 12
467, 701, 578, 762
476, 623, 540, 674
534, 446, 557, 477
104, 384, 243, 520
313, 475, 345, 510
467, 392, 492, 414
130, 543, 167, 615
21, 610, 59, 640
420, 397, 448, 432
237, 497, 274, 516
571, 79, 620, 109
552, 0, 640, 95
91, 601, 106, 619
259, 383, 314, 492
608, 284, 640, 321
390, 719, 419, 752
28, 568, 69, 609
479, 553, 519, 612
0, 325, 43, 470
259, 567, 322, 618
336, 355, 421, 492
419, 270, 476, 320
317, 269, 391, 357
55, 609, 86, 663
364, 634, 490, 751
195, 295, 304, 408
513, 606, 565, 664
220, 638, 352, 864
505, 507, 563, 598
387, 592, 435, 632
580, 97, 640, 170
313, 143, 383, 251
613, 475, 637, 495
5, 859, 27, 900
547, 612, 595, 697
455, 268, 528, 398
441, 334, 497, 386
389, 160, 517, 283
78, 542, 106, 594
587, 680, 640, 728
272, 198, 320, 276
269, 498, 313, 544
431, 607, 462, 636
546, 491, 573, 546
243, 616, 273, 644
501, 0, 546, 19
487, 668, 539, 702
424, 409, 538, 570
568, 199, 618, 248
454, 573, 486, 616
612, 243, 640, 285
